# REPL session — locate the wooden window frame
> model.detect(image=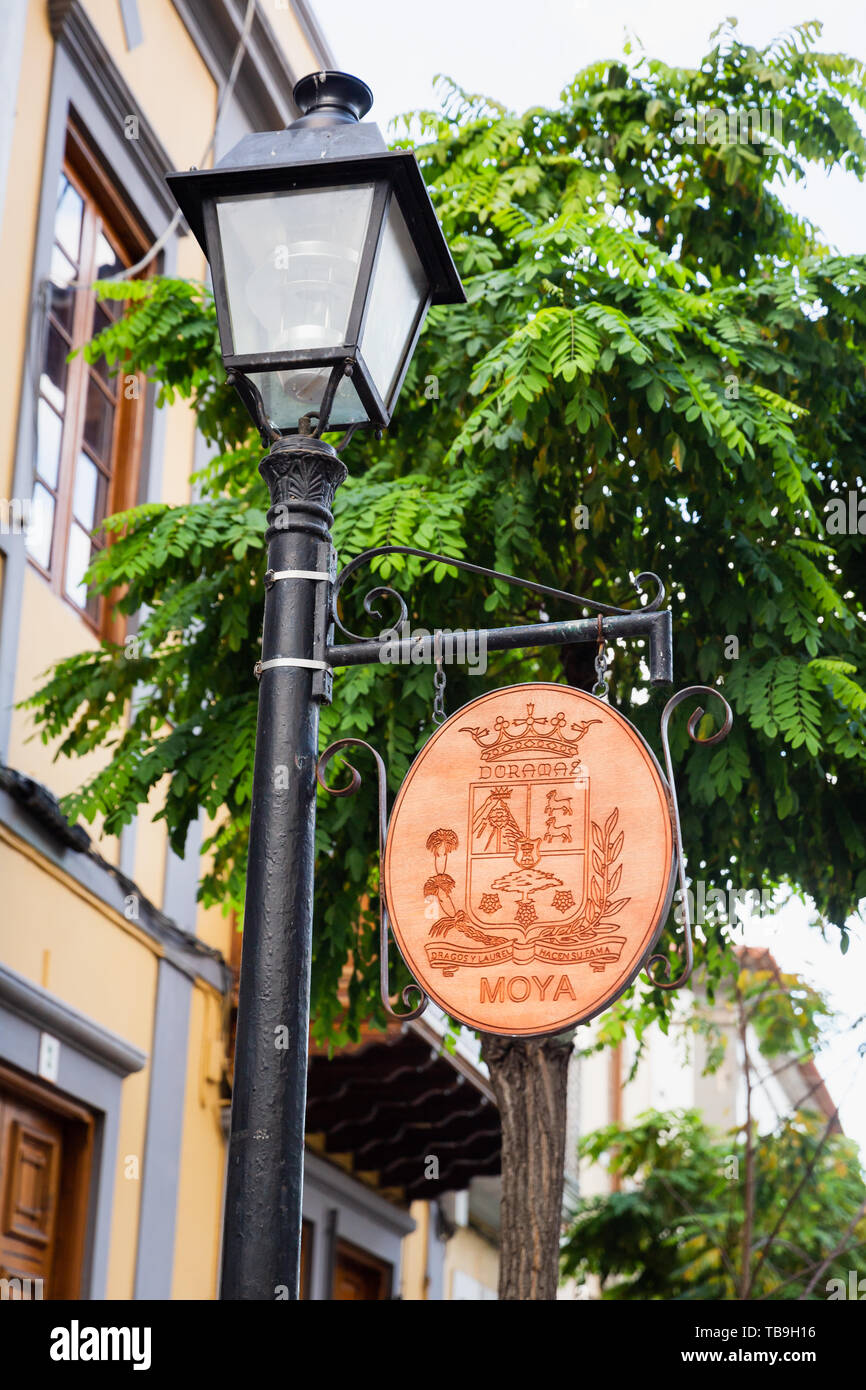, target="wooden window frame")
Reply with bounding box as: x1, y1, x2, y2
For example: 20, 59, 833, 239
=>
29, 119, 151, 642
